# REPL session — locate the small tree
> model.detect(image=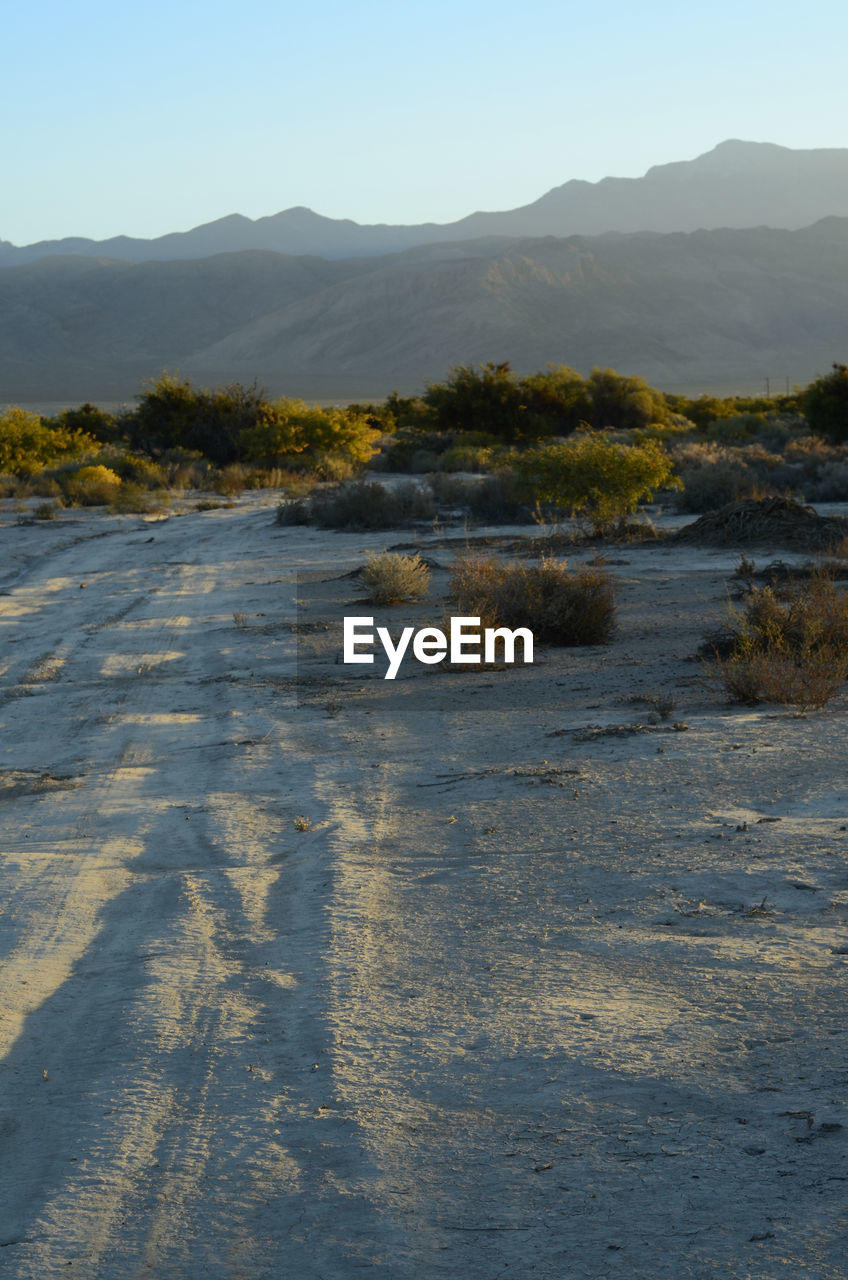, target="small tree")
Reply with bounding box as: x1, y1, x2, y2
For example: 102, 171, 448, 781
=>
515, 432, 680, 533
128, 374, 268, 464
46, 402, 121, 444
801, 363, 848, 443
240, 398, 380, 469
581, 367, 673, 432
